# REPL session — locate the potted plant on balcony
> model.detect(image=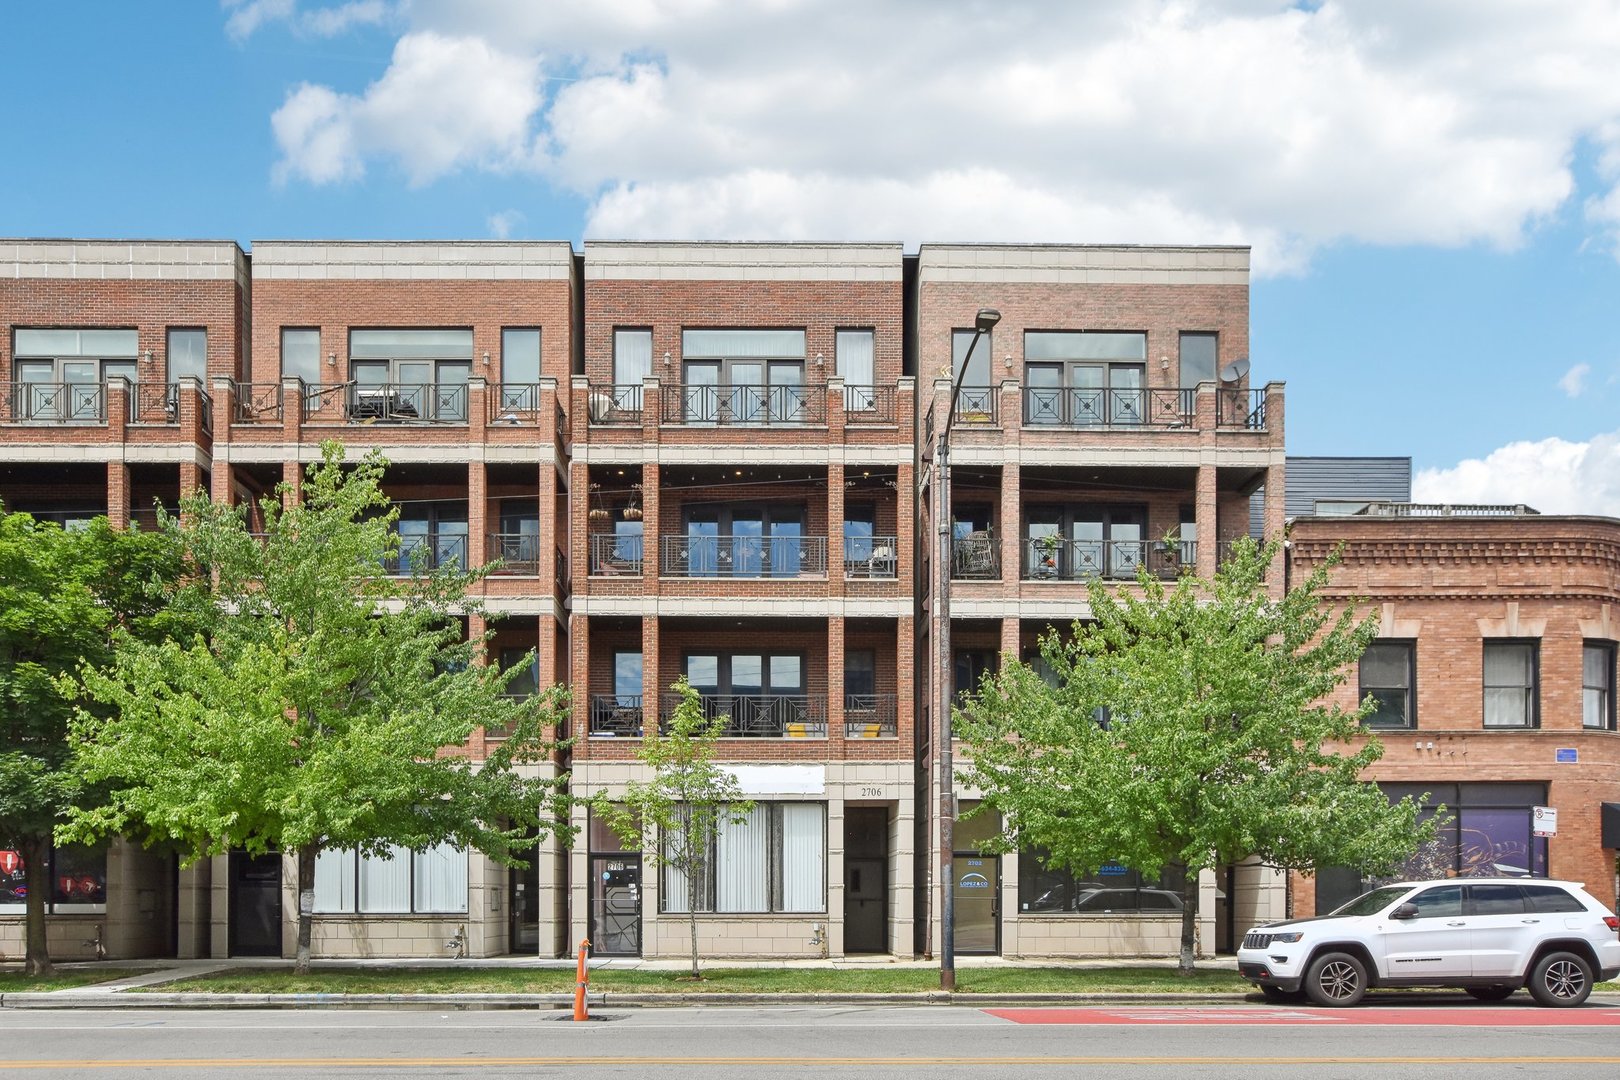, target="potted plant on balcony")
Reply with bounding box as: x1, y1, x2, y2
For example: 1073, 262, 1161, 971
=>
1153, 528, 1189, 575
1035, 532, 1061, 576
